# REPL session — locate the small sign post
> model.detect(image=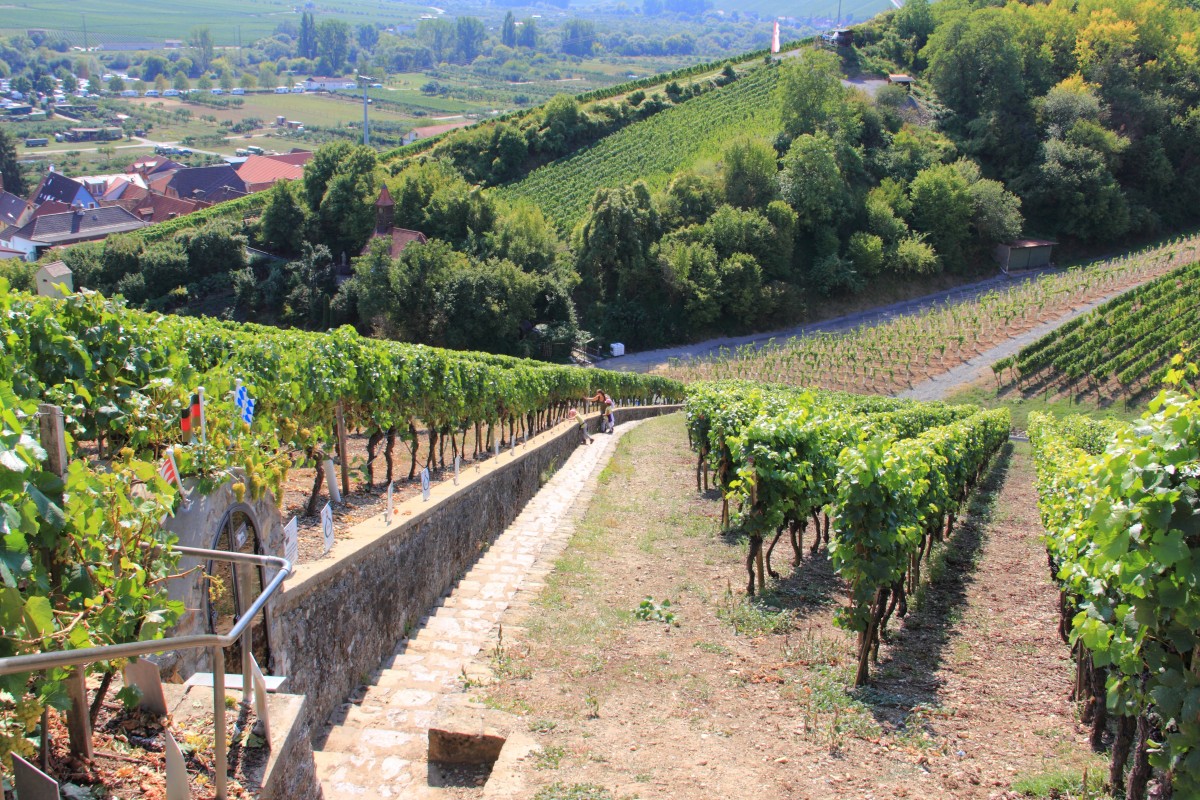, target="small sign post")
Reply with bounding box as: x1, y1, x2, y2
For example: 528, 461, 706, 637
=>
420, 468, 431, 501
454, 456, 461, 485
386, 481, 394, 521
283, 516, 299, 565
320, 503, 334, 555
